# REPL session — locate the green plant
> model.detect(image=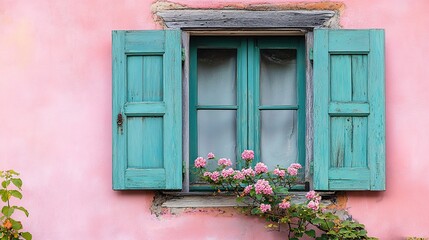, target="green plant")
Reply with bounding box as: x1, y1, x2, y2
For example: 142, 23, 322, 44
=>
0, 170, 31, 240
195, 150, 376, 240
